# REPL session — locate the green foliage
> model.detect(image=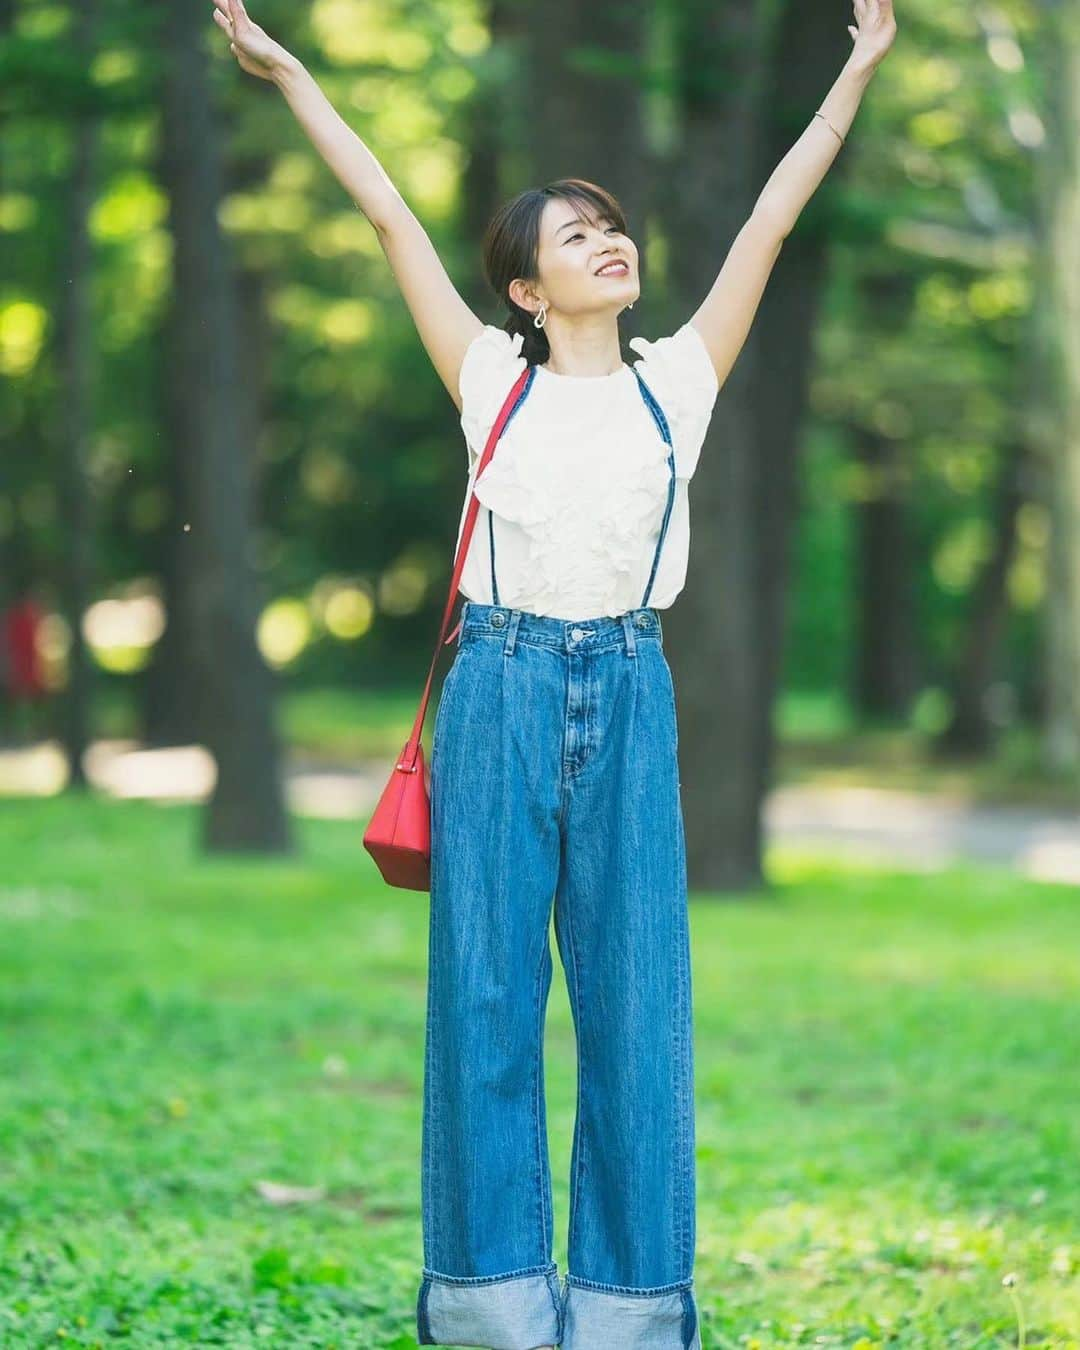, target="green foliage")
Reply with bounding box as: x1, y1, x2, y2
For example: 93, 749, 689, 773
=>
0, 0, 1060, 721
